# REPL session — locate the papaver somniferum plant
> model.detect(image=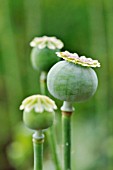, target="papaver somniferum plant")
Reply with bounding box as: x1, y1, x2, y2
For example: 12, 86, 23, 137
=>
47, 51, 100, 170
29, 36, 64, 170
20, 94, 57, 170
30, 36, 64, 96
